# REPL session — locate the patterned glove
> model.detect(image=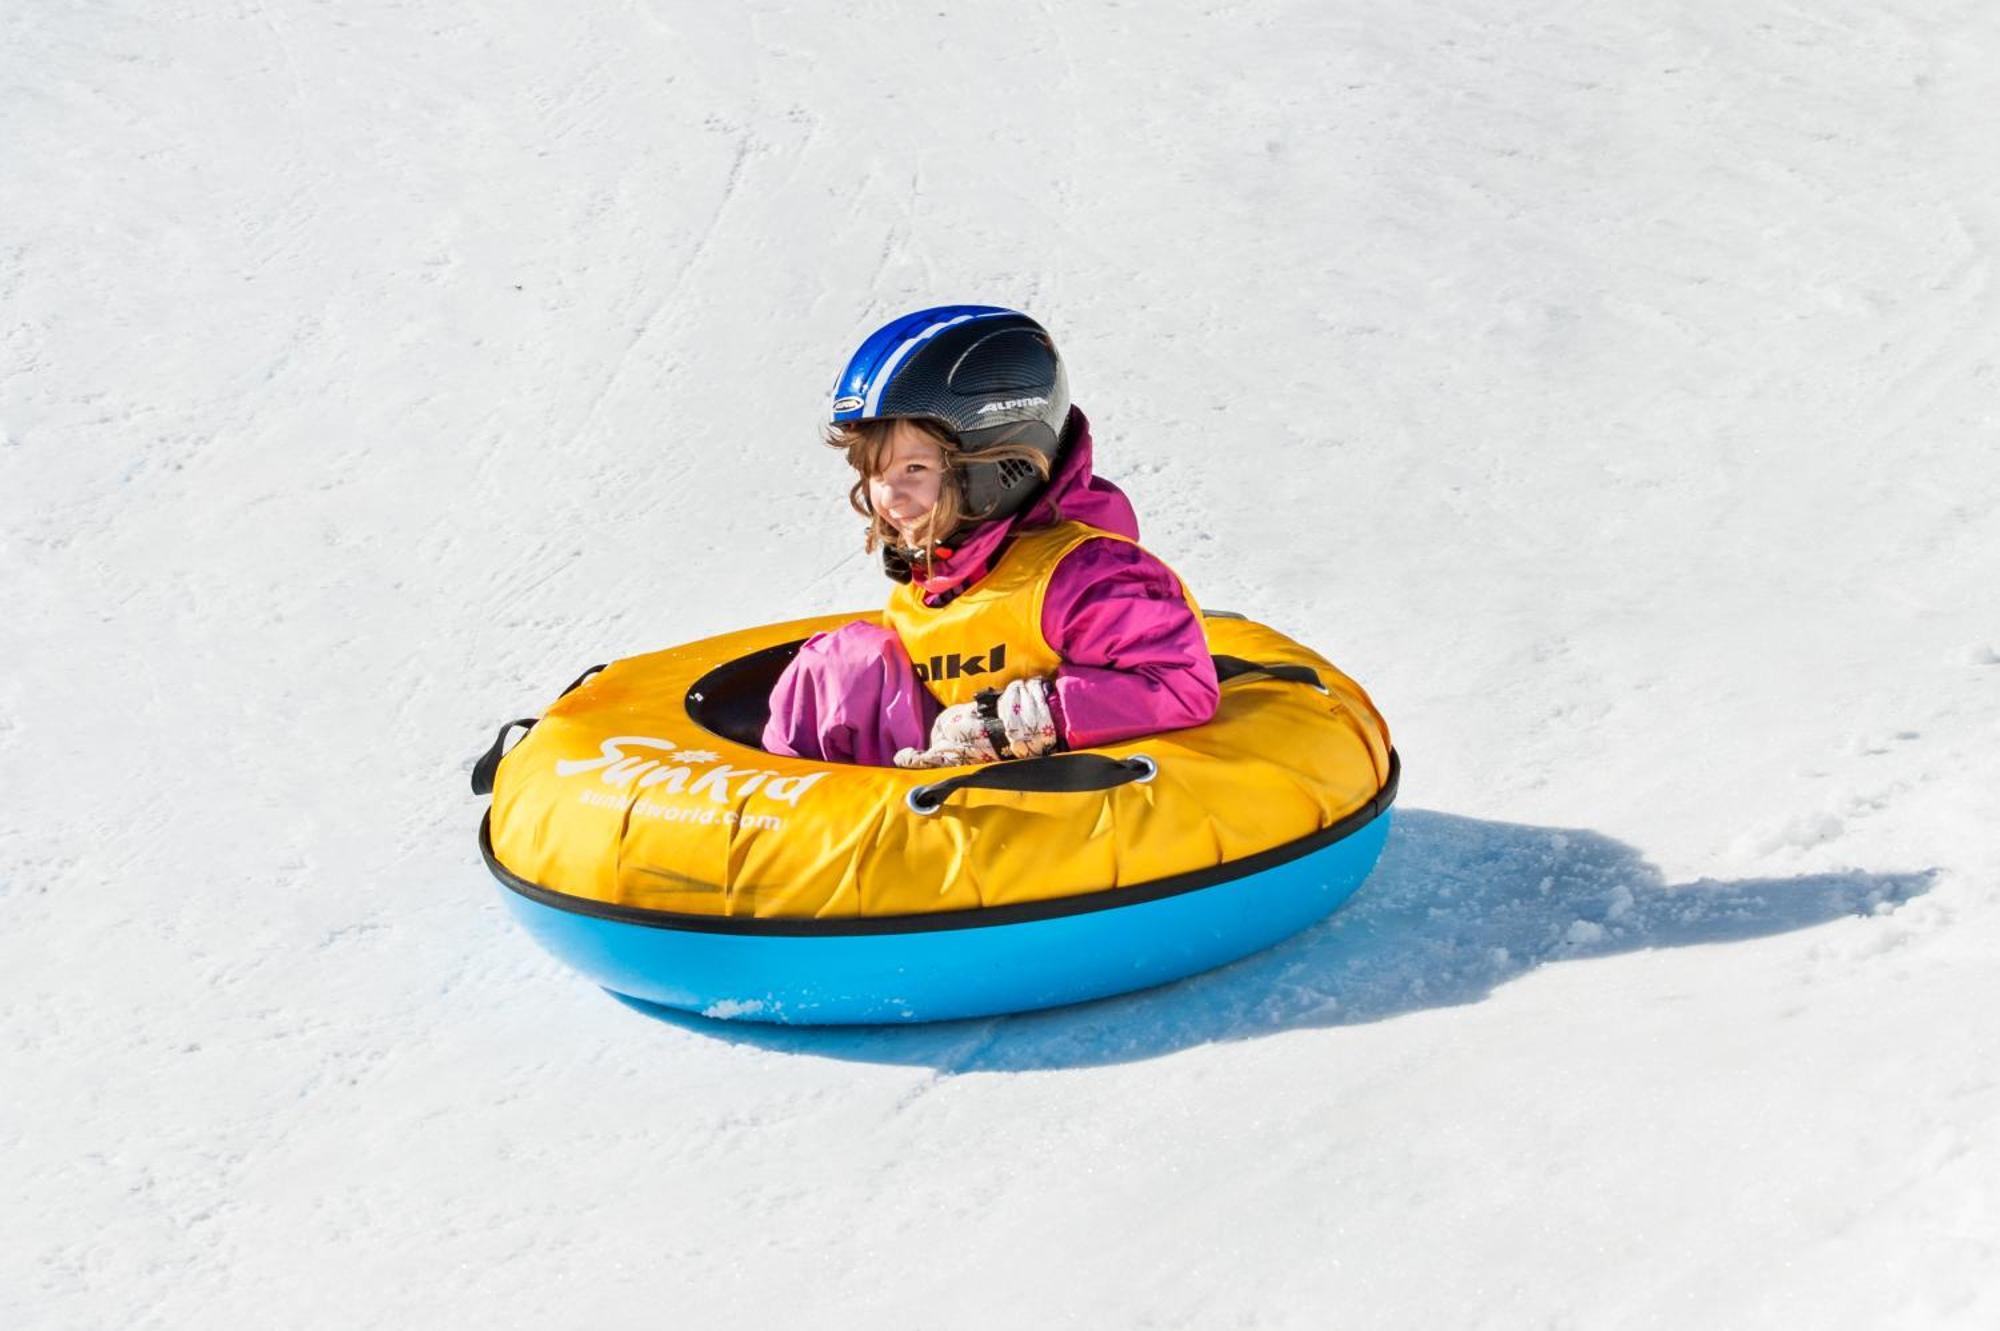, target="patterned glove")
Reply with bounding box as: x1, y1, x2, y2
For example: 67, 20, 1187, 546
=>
893, 701, 995, 770
991, 675, 1060, 759
893, 677, 1061, 769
